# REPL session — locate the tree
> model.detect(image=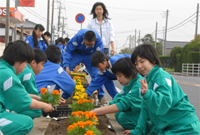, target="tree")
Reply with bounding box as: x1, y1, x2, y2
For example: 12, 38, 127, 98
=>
170, 46, 182, 68
119, 47, 133, 54
140, 34, 154, 44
